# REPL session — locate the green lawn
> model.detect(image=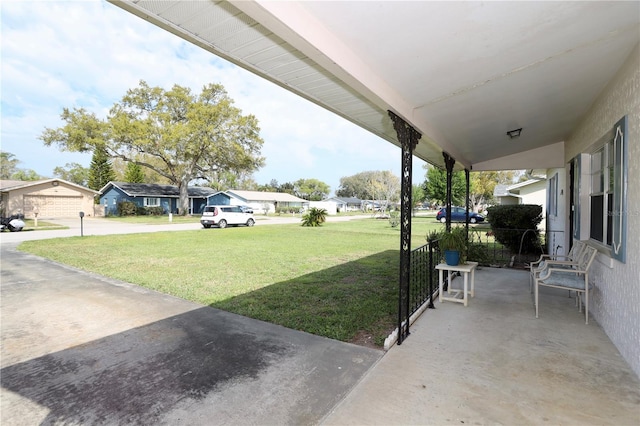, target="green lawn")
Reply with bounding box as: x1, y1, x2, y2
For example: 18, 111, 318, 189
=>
18, 217, 446, 347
